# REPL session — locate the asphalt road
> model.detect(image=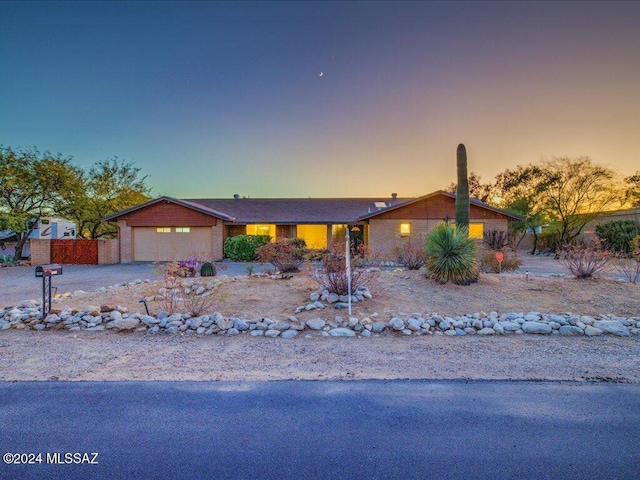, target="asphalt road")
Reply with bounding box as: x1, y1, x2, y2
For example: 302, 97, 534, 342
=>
1, 381, 638, 480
